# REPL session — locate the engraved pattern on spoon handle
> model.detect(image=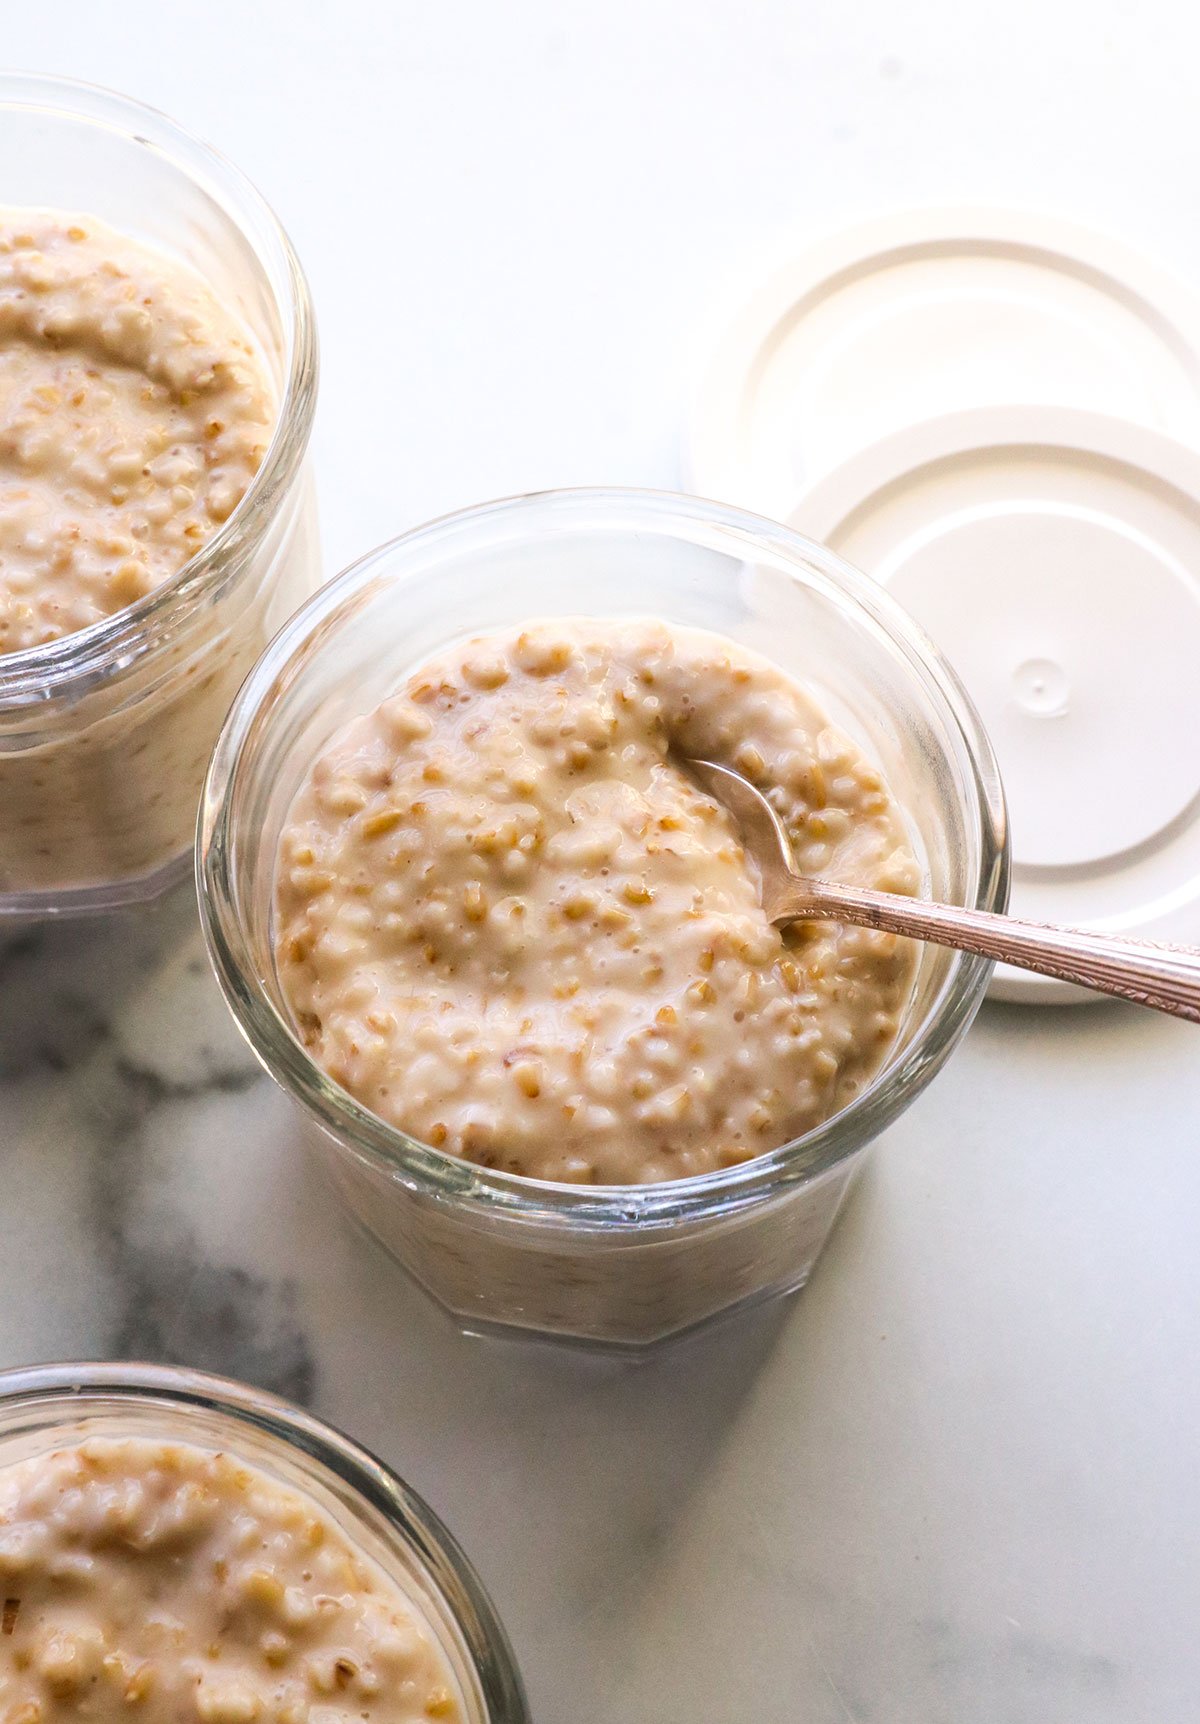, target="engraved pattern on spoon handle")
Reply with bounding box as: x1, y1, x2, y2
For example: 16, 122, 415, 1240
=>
781, 879, 1200, 1024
